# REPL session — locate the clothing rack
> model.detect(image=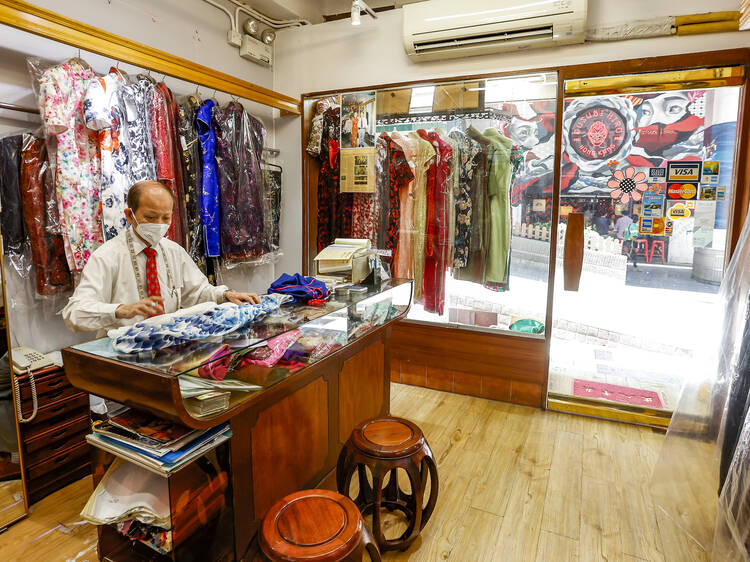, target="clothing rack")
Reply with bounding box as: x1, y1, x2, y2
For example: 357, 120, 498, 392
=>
376, 108, 512, 127
0, 101, 39, 115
